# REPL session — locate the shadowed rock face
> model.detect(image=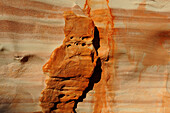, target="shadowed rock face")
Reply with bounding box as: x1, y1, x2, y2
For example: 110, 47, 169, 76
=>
39, 11, 100, 113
